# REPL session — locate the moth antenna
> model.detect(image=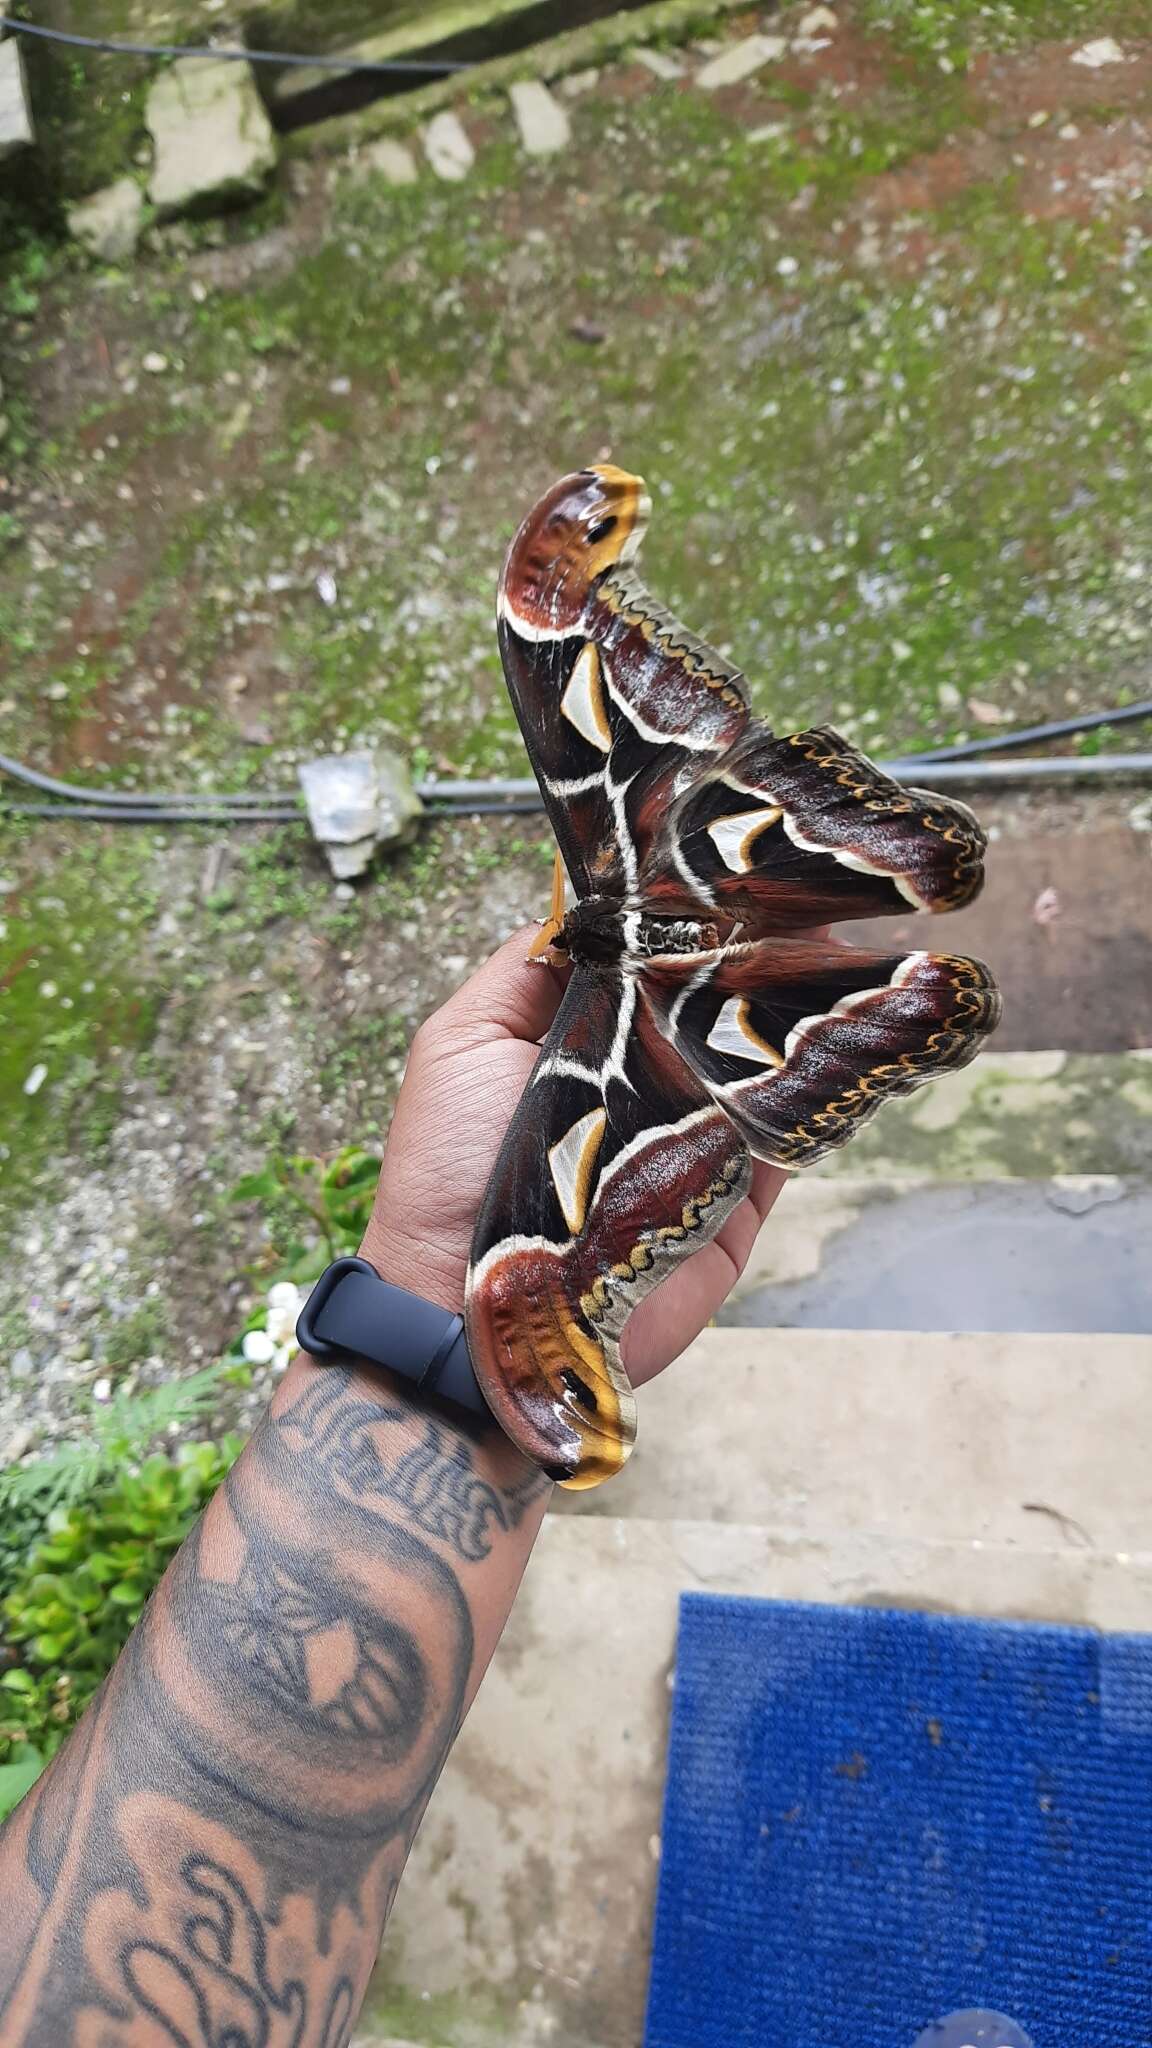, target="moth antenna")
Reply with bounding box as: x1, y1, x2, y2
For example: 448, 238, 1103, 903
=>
527, 850, 567, 961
